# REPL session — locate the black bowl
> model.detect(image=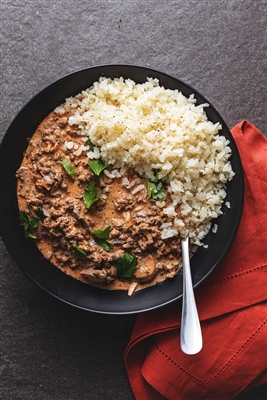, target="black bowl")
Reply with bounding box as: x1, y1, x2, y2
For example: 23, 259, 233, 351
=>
0, 64, 244, 314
